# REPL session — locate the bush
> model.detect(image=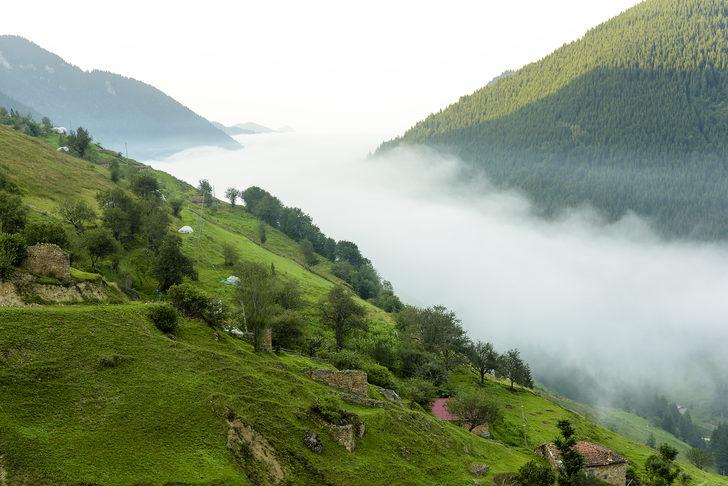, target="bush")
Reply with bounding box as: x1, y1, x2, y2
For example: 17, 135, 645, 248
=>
0, 191, 28, 233
201, 298, 228, 326
0, 232, 27, 279
417, 359, 449, 386
170, 199, 183, 217
148, 303, 179, 333
516, 460, 556, 486
222, 242, 240, 267
22, 221, 69, 248
400, 378, 437, 408
399, 348, 429, 378
368, 339, 398, 370
330, 349, 365, 371
271, 309, 305, 351
364, 363, 396, 389
167, 283, 210, 318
